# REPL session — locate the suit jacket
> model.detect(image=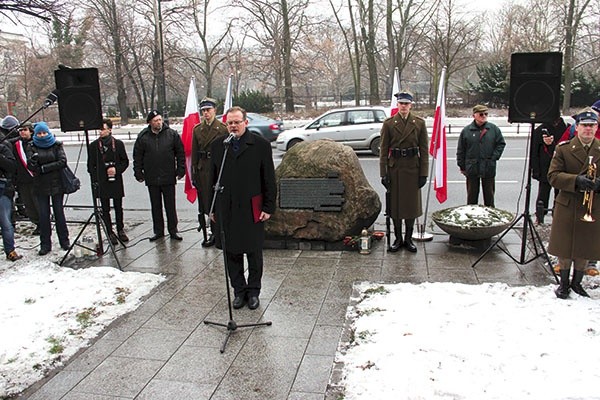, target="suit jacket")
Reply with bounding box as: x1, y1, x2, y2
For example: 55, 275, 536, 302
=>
210, 131, 276, 253
548, 137, 600, 260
